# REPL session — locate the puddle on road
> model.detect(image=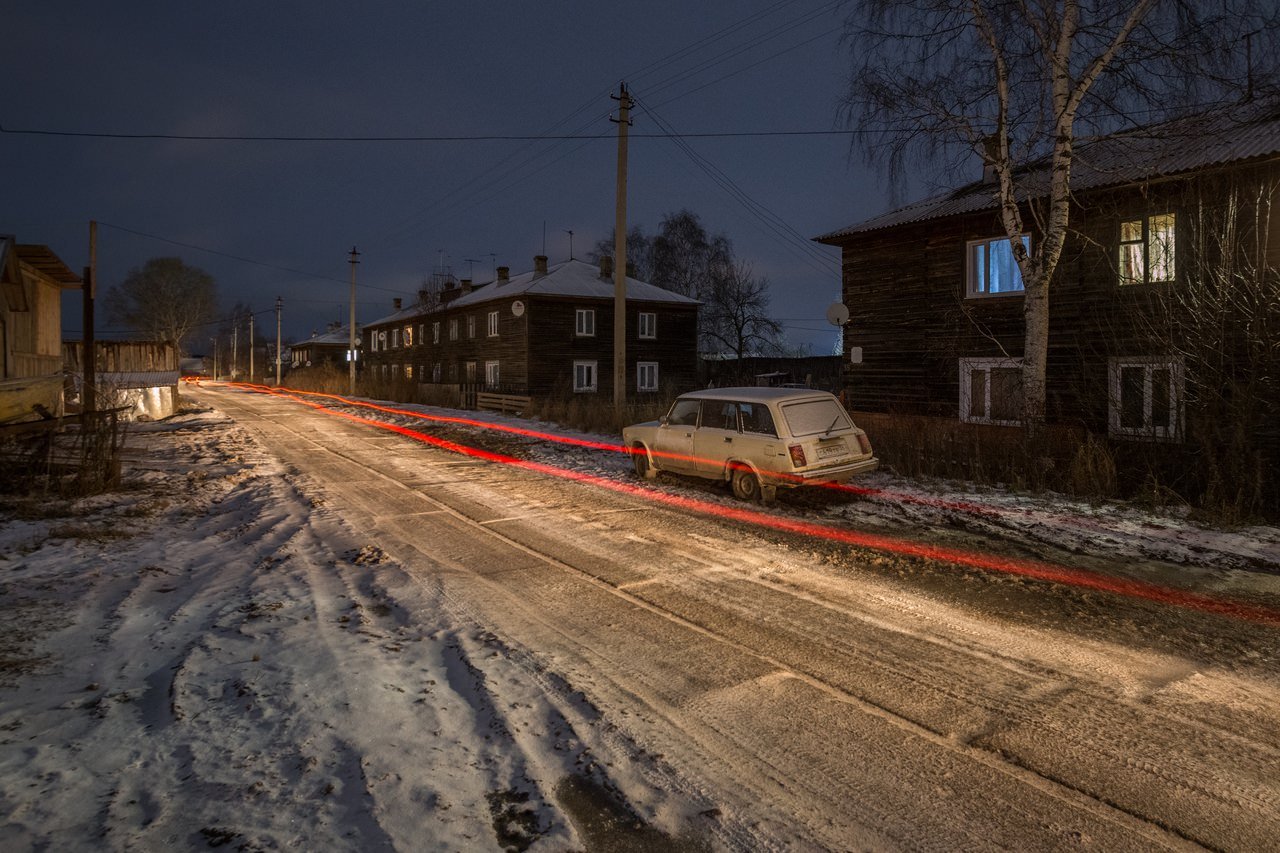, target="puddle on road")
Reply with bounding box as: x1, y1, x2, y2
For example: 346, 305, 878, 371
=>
555, 774, 712, 853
